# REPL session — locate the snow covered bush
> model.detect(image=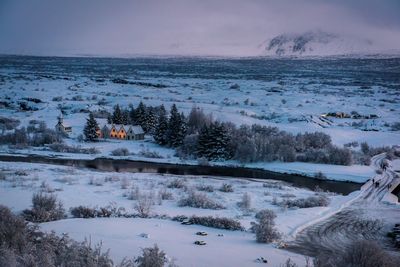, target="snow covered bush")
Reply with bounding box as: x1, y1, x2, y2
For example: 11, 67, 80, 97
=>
174, 215, 244, 231
111, 148, 130, 156
219, 183, 234, 192
22, 192, 66, 222
167, 178, 186, 189
135, 244, 167, 267
134, 193, 154, 218
120, 177, 130, 189
0, 205, 114, 267
251, 209, 281, 243
50, 143, 99, 154
178, 191, 225, 209
280, 194, 330, 209
158, 188, 174, 200
70, 204, 126, 218
237, 192, 252, 211
70, 206, 96, 218
196, 184, 214, 192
